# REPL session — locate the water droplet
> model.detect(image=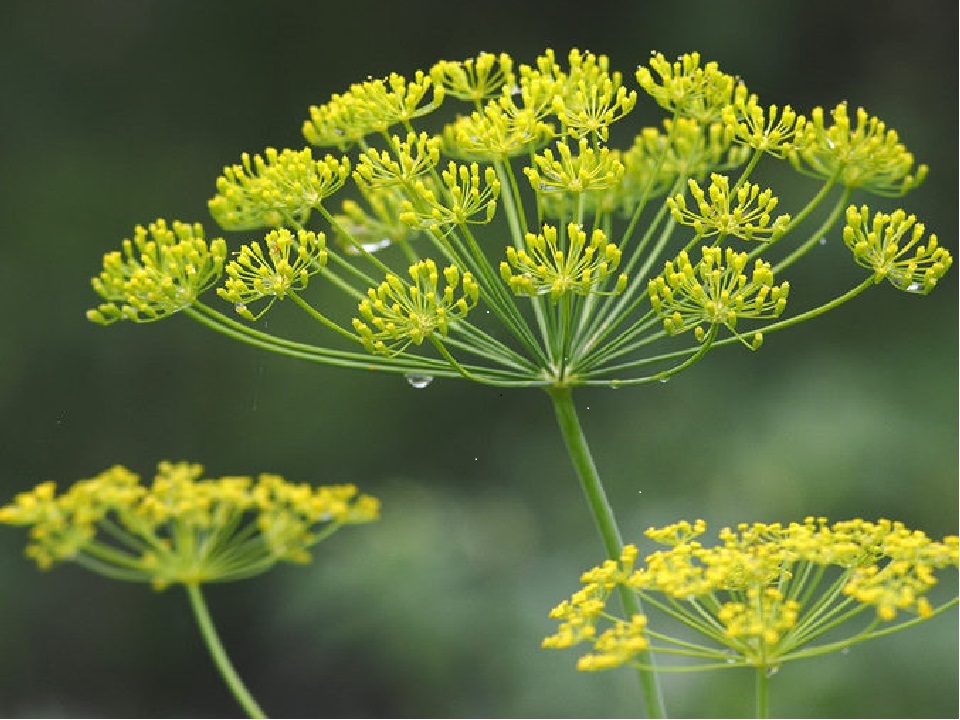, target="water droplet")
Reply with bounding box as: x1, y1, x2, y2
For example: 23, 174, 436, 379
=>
658, 376, 669, 383
765, 665, 780, 678
818, 237, 827, 246
235, 303, 247, 314
905, 282, 922, 293
726, 658, 737, 665
840, 647, 850, 656
361, 238, 393, 253
405, 374, 434, 389
608, 379, 622, 390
